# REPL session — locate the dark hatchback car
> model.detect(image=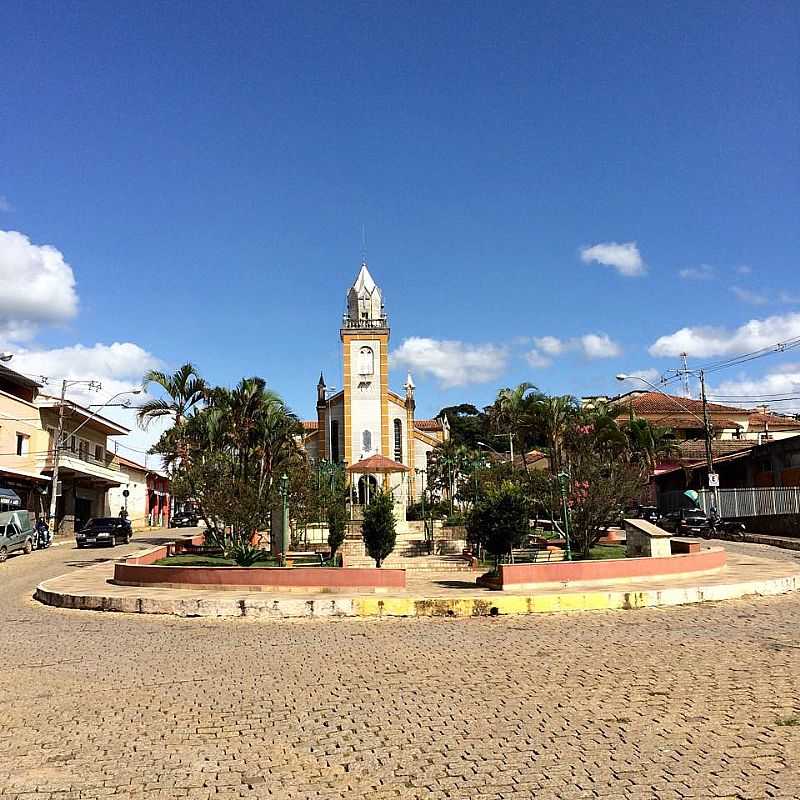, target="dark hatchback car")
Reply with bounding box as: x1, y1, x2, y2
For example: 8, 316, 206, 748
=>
169, 510, 199, 528
75, 517, 132, 548
658, 507, 708, 536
